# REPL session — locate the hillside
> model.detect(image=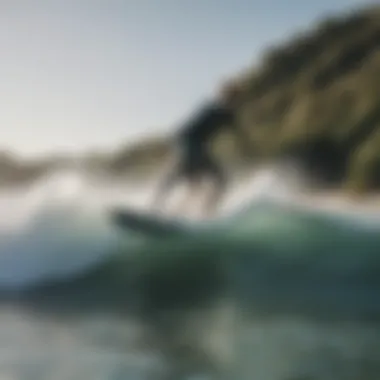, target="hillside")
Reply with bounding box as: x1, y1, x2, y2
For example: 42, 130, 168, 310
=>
234, 5, 380, 192
2, 5, 380, 191
110, 5, 380, 192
